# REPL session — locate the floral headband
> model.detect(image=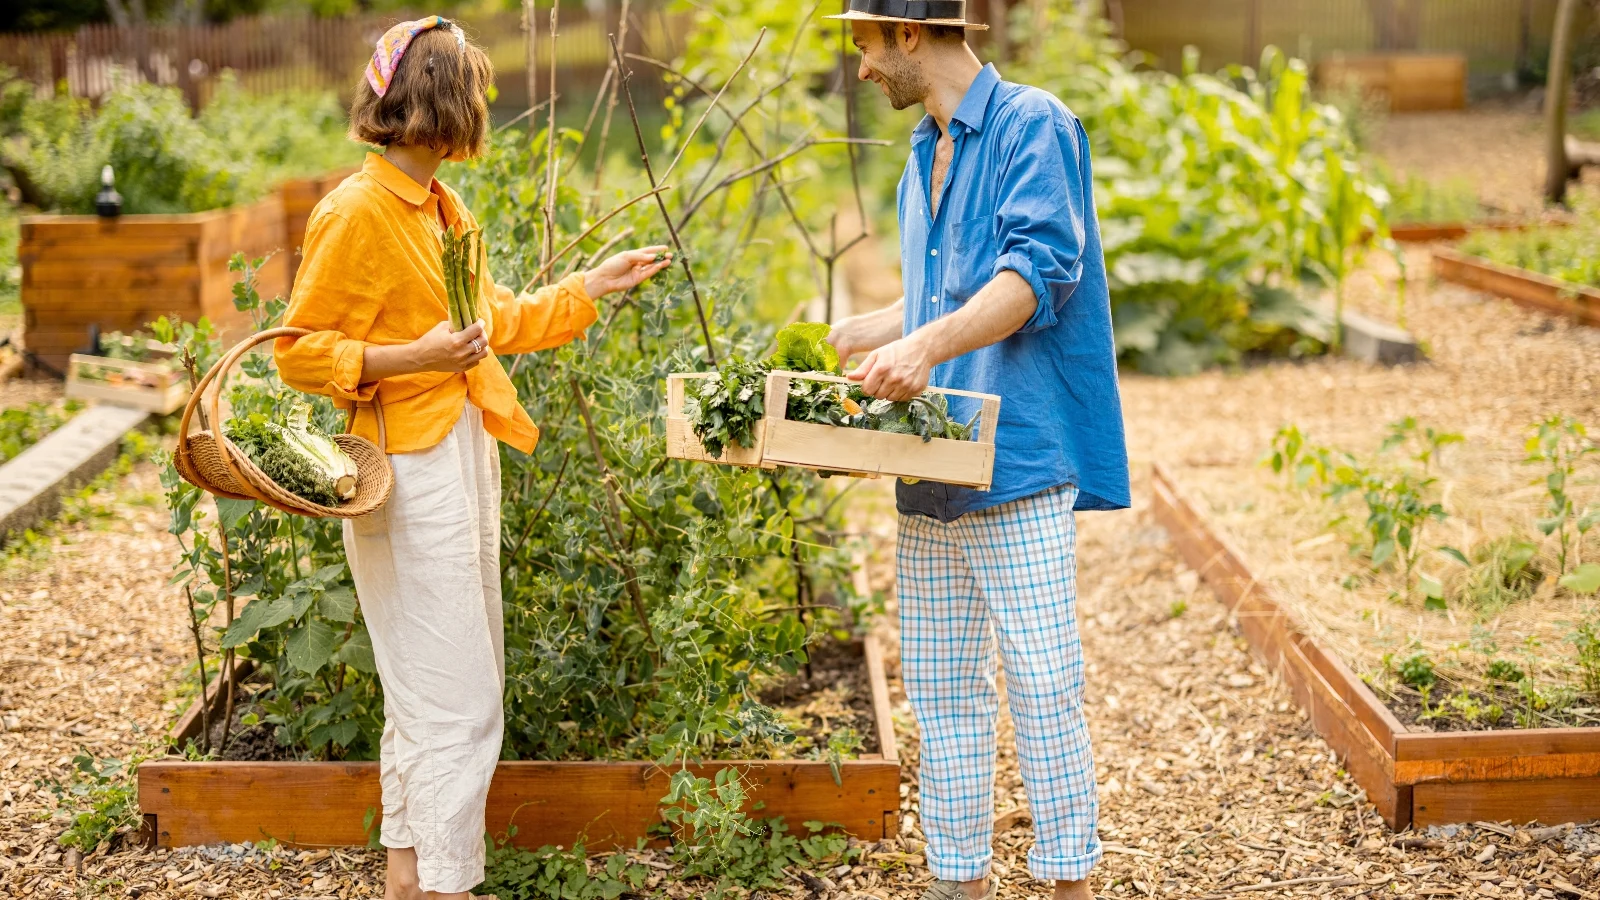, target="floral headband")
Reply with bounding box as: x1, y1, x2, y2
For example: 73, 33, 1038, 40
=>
366, 15, 465, 98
